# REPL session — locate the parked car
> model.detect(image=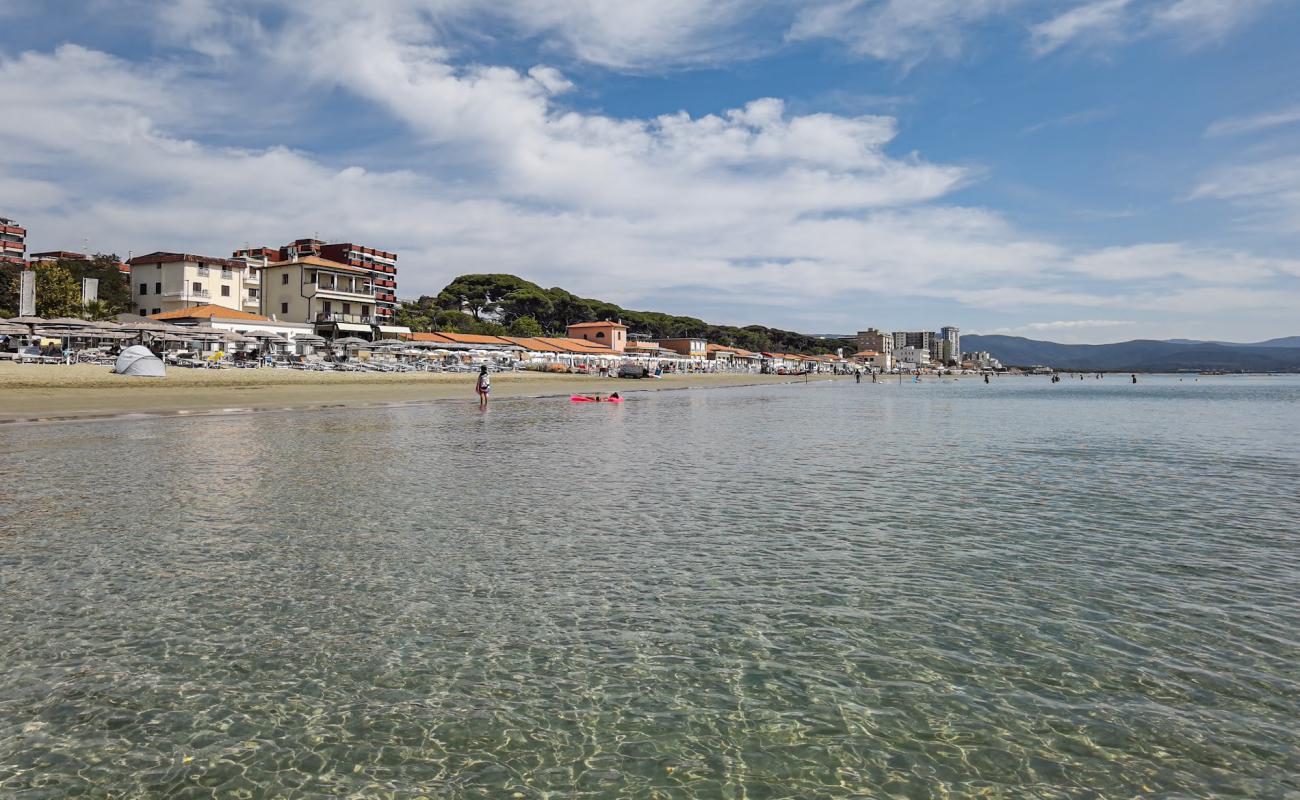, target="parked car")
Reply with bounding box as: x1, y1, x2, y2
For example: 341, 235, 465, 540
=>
618, 363, 648, 379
